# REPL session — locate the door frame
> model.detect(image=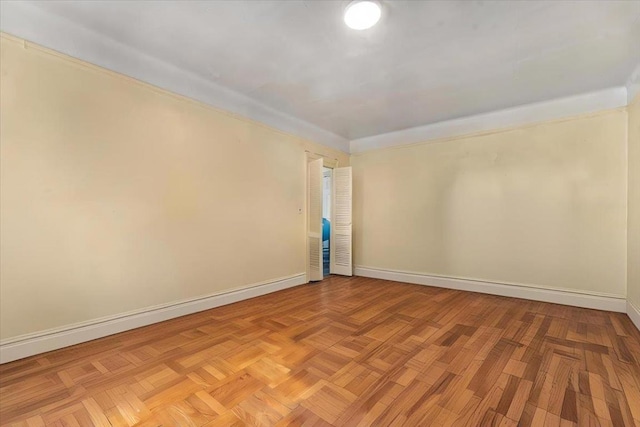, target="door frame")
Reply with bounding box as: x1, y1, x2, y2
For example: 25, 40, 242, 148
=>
305, 152, 339, 283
